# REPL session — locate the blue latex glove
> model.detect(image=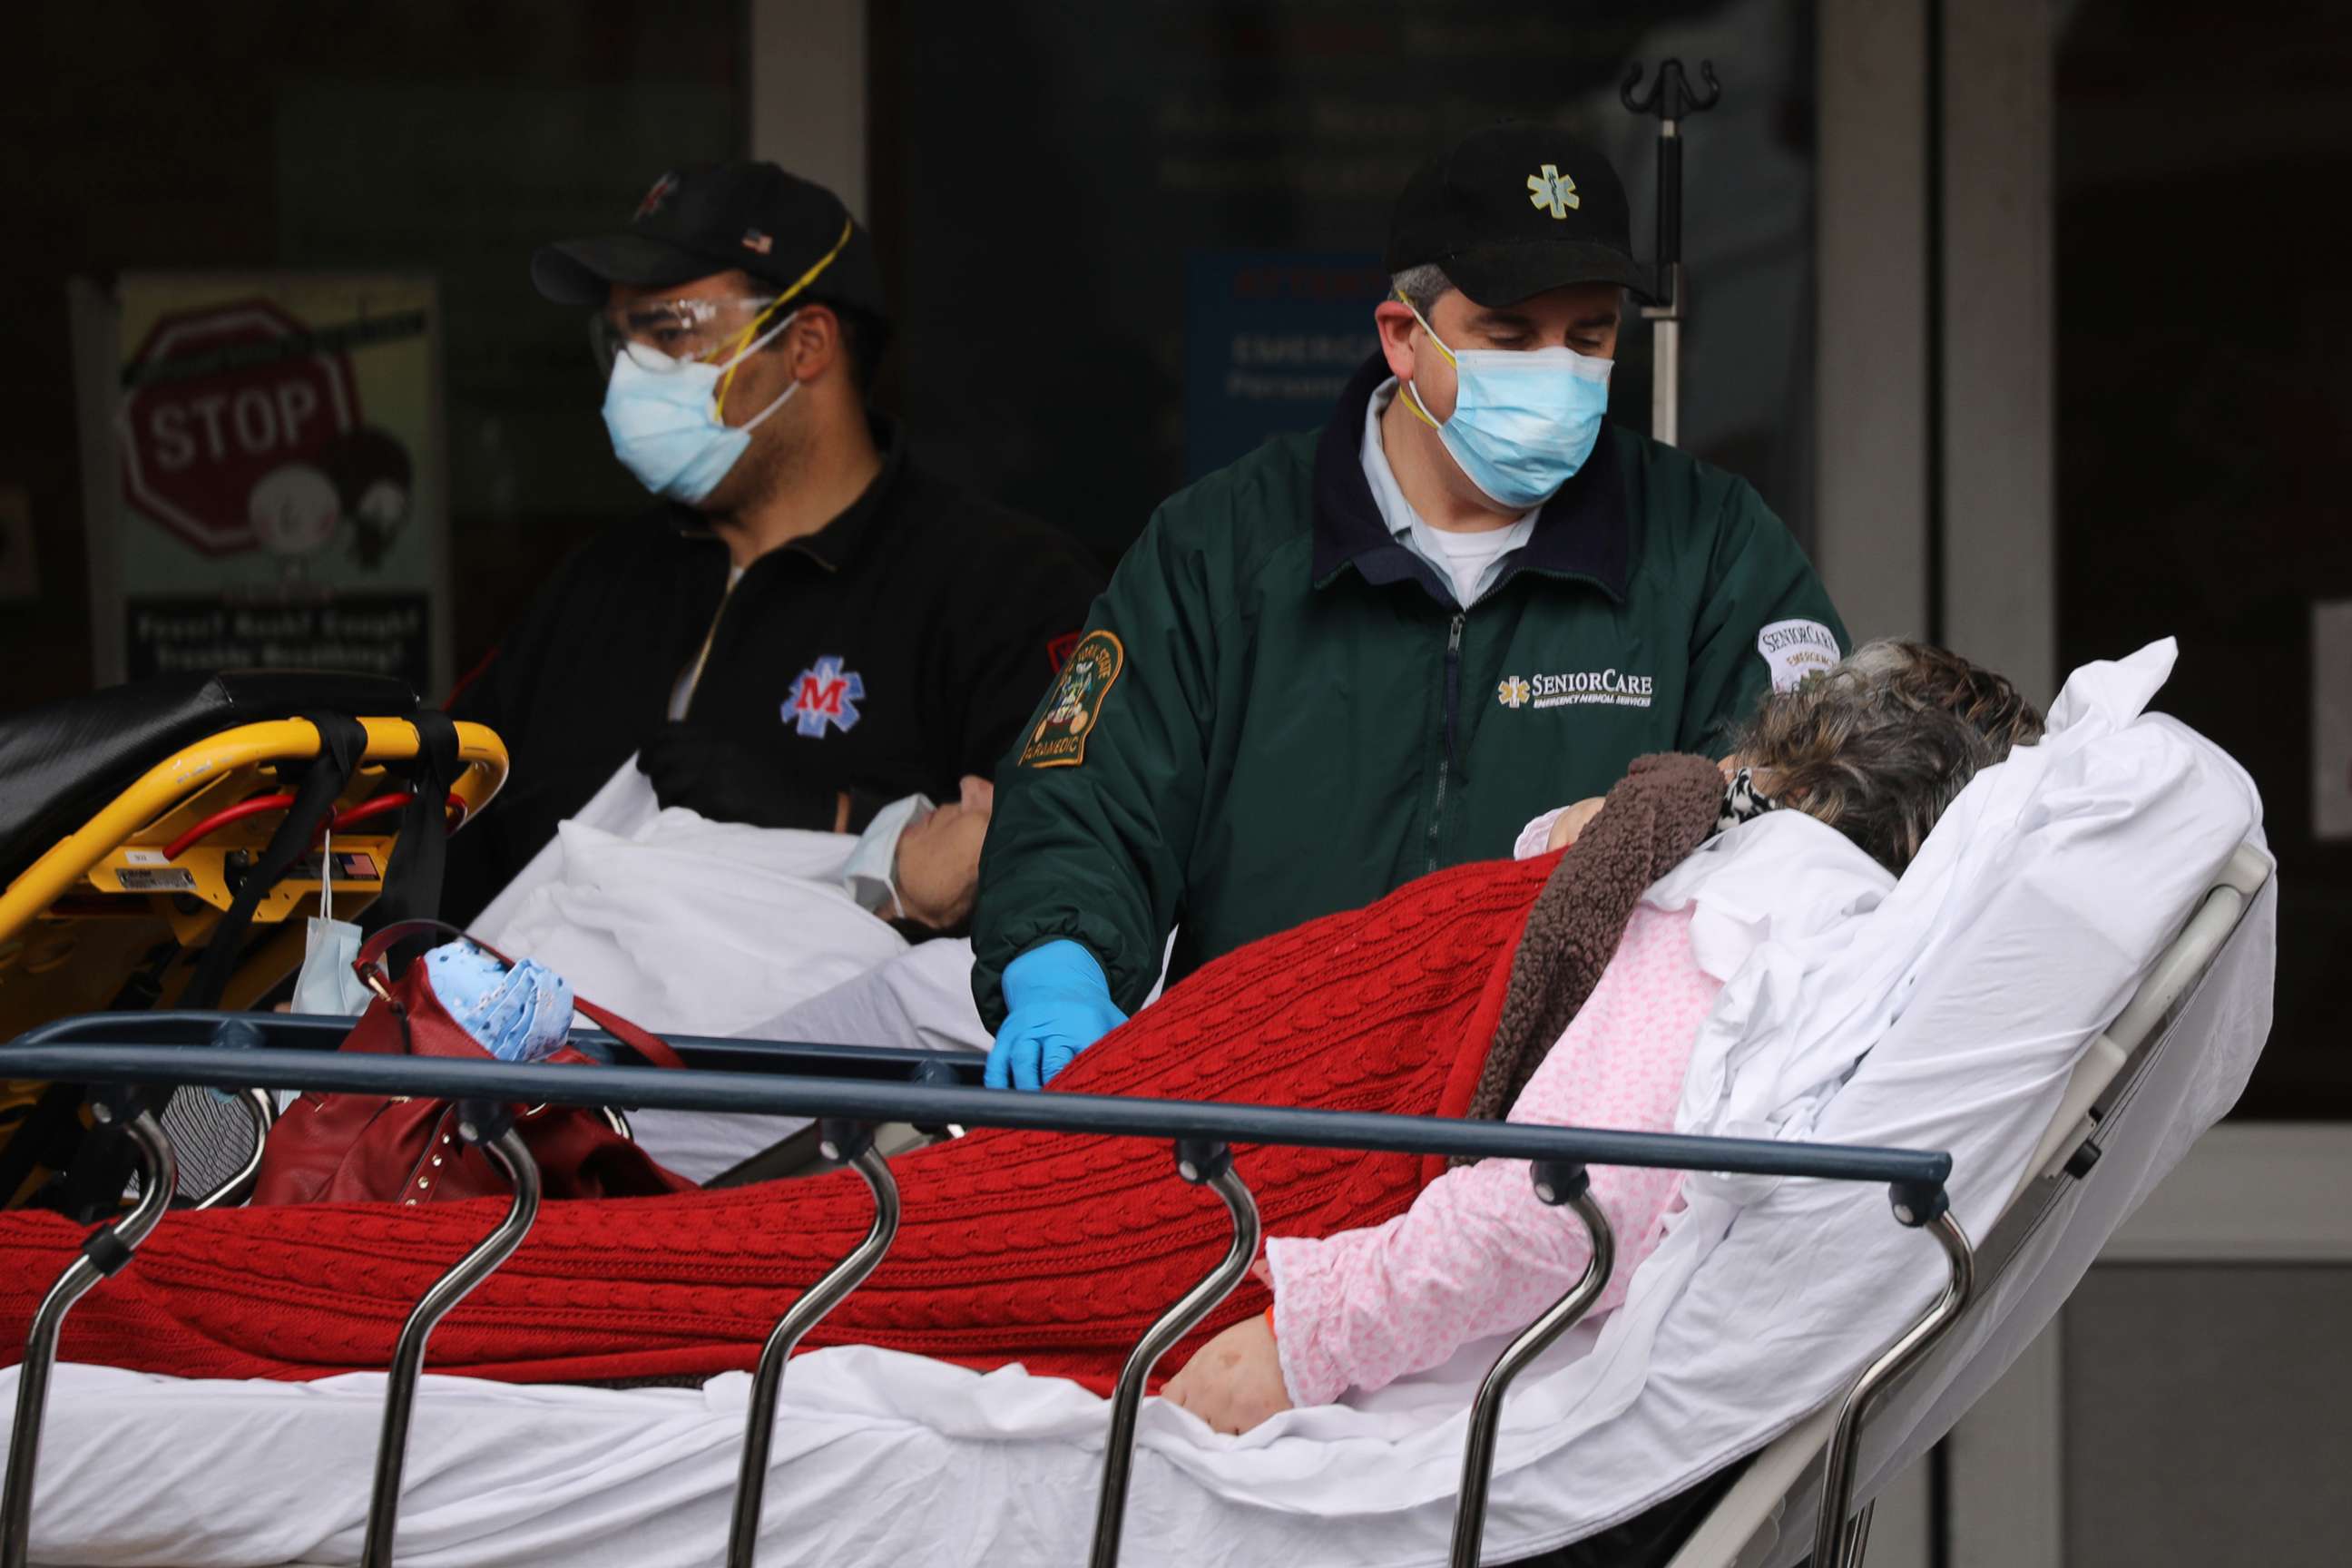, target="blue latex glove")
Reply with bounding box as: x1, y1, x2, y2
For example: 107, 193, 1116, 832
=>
986, 940, 1128, 1091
